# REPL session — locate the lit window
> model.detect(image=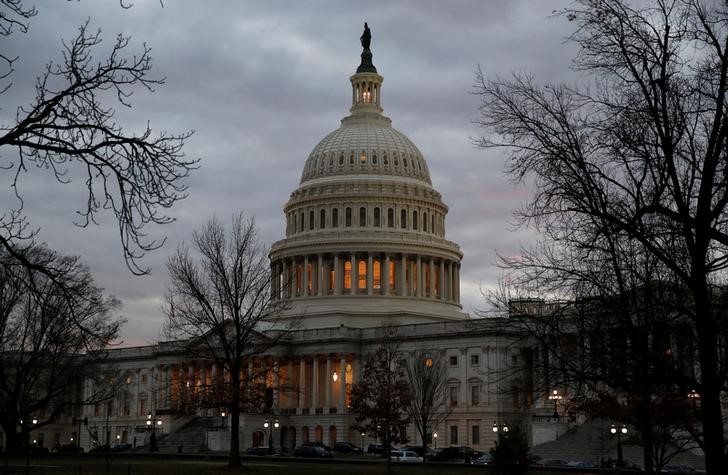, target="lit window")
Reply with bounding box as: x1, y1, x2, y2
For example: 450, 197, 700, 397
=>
425, 357, 433, 367
389, 260, 396, 290
360, 151, 367, 164
363, 88, 371, 103
358, 260, 366, 289
373, 260, 381, 289
344, 261, 352, 289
